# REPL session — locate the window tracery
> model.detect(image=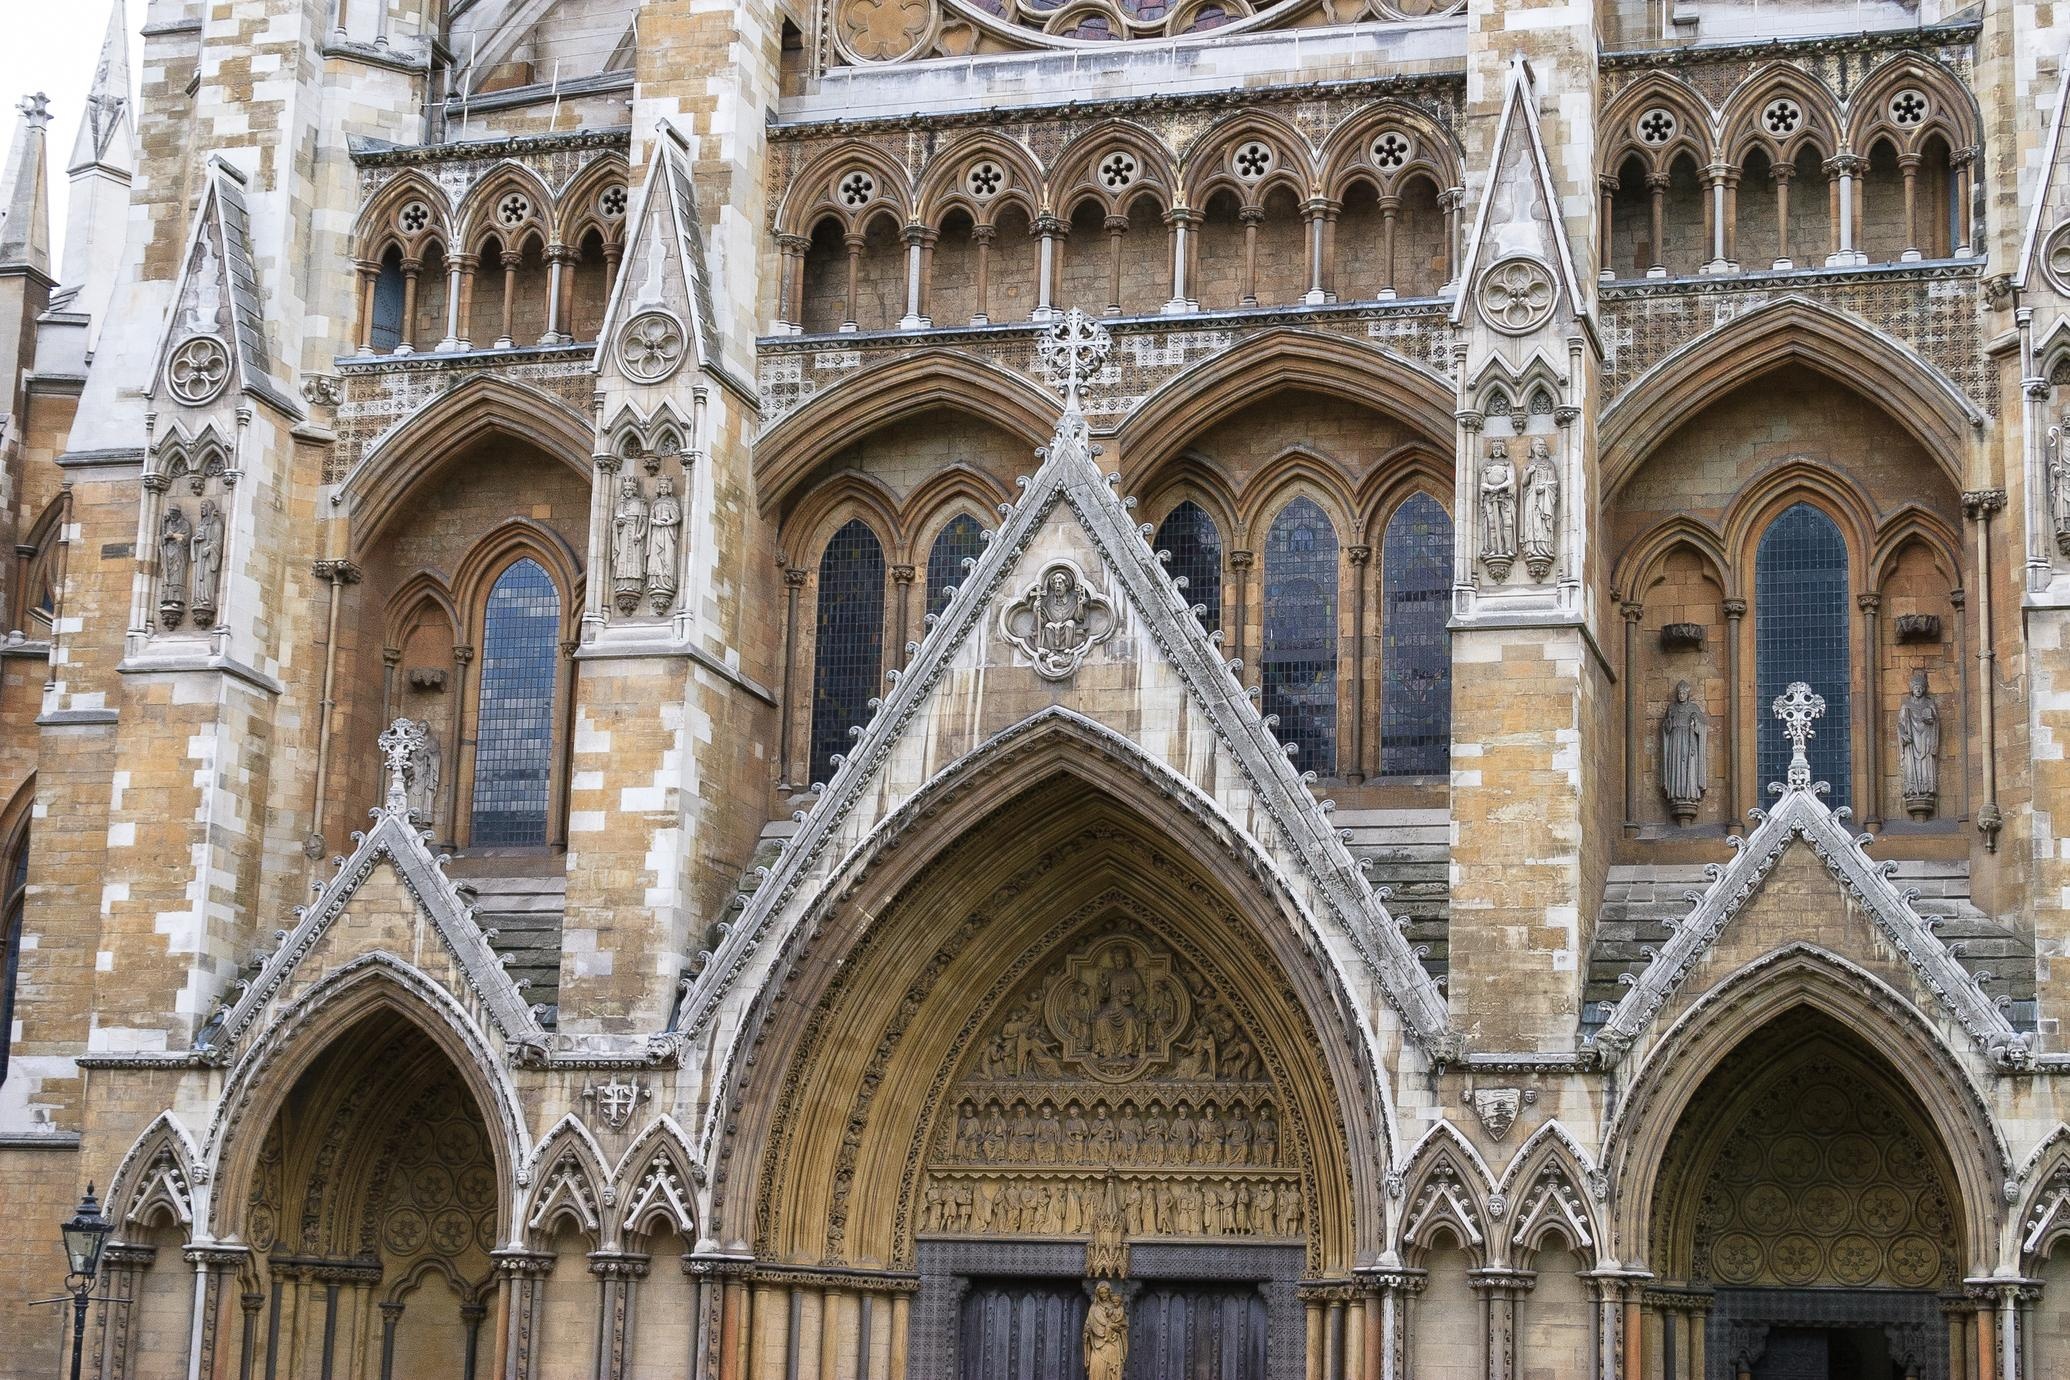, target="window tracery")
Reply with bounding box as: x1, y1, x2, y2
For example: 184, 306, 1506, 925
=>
810, 519, 888, 784
471, 559, 562, 847
1380, 494, 1451, 778
1754, 502, 1851, 807
1261, 497, 1339, 775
